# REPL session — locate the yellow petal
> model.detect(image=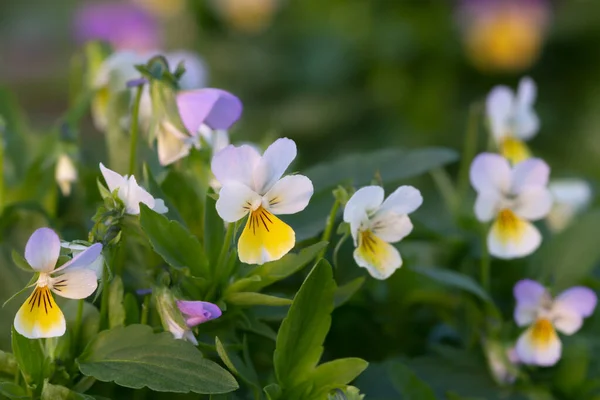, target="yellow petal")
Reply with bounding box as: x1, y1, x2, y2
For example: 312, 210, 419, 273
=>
488, 208, 541, 259
14, 287, 65, 339
238, 207, 295, 265
516, 318, 562, 366
500, 137, 531, 164
91, 87, 110, 131
354, 230, 402, 280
